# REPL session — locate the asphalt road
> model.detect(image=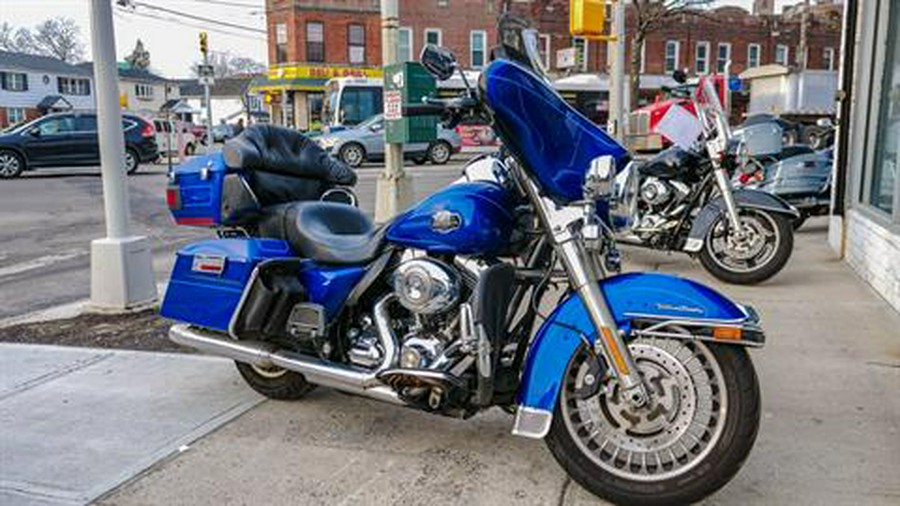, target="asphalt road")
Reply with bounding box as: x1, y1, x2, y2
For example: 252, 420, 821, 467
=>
0, 157, 468, 320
